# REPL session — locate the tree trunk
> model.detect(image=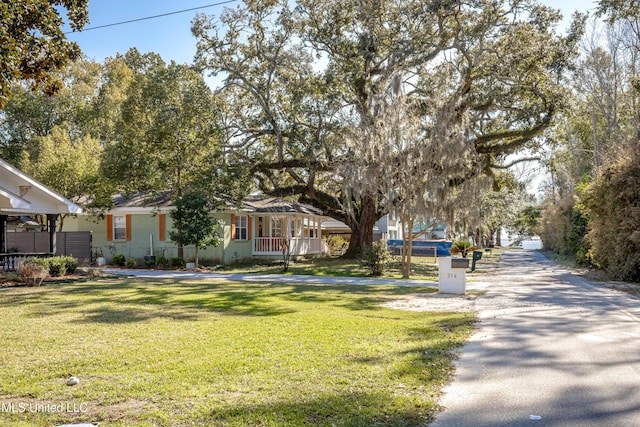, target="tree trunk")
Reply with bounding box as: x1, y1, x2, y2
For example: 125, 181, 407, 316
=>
343, 195, 377, 258
402, 217, 414, 279
194, 246, 199, 269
